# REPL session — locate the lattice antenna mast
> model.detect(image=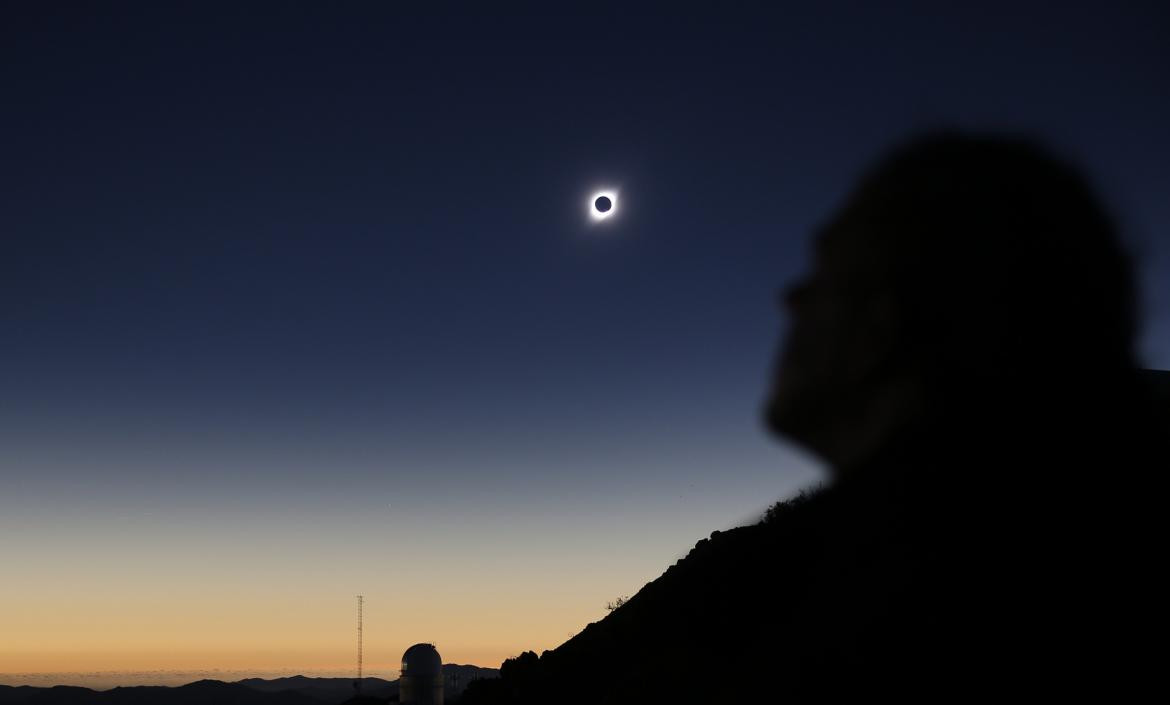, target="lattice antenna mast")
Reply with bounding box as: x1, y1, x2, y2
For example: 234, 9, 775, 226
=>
355, 595, 364, 693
